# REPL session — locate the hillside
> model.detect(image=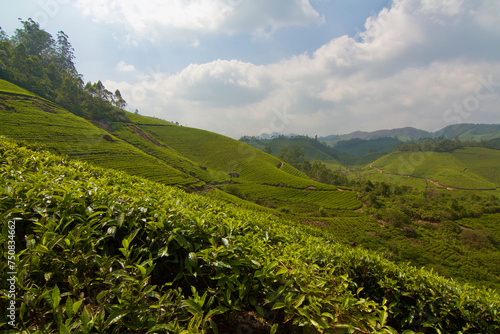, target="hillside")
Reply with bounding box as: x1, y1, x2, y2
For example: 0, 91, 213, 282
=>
4, 78, 500, 290
321, 127, 431, 144
0, 79, 201, 187
1, 137, 499, 333
0, 79, 359, 215
367, 148, 500, 190
434, 123, 500, 141
313, 125, 500, 161
240, 135, 355, 166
